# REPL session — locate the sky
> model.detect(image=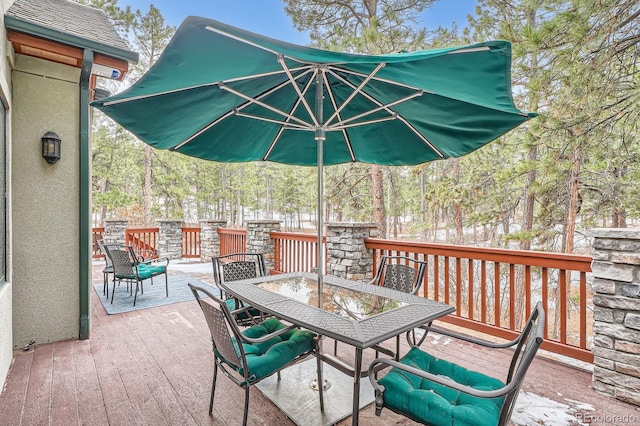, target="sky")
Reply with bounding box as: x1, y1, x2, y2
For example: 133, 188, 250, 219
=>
117, 0, 477, 45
